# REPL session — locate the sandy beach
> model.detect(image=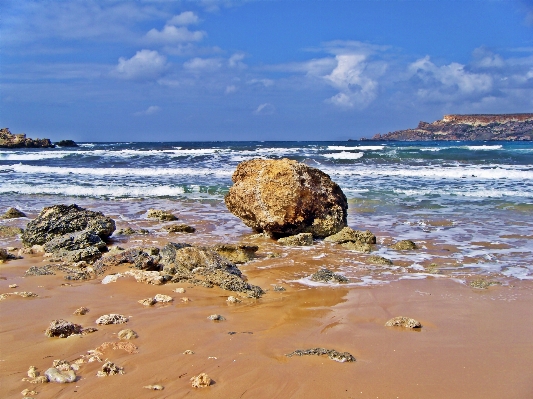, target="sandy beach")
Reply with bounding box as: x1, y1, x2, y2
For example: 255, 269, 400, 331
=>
1, 200, 532, 399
